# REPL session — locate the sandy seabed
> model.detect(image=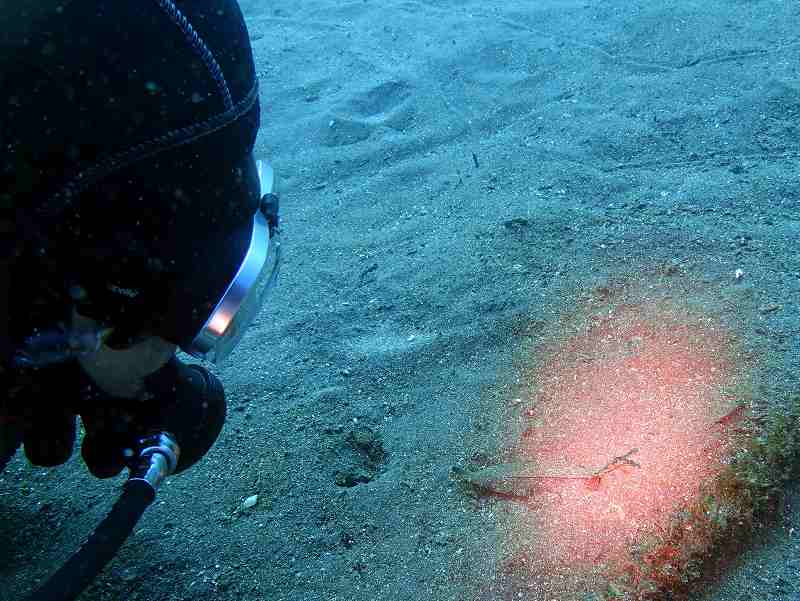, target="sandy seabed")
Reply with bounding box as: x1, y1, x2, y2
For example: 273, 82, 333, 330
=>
2, 1, 800, 600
